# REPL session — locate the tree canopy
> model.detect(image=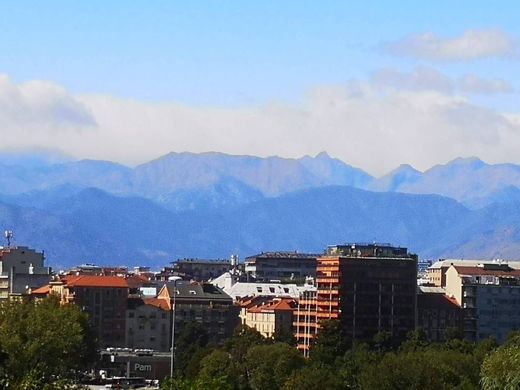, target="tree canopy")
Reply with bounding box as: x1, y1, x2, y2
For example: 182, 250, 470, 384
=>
159, 320, 520, 390
0, 296, 96, 389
